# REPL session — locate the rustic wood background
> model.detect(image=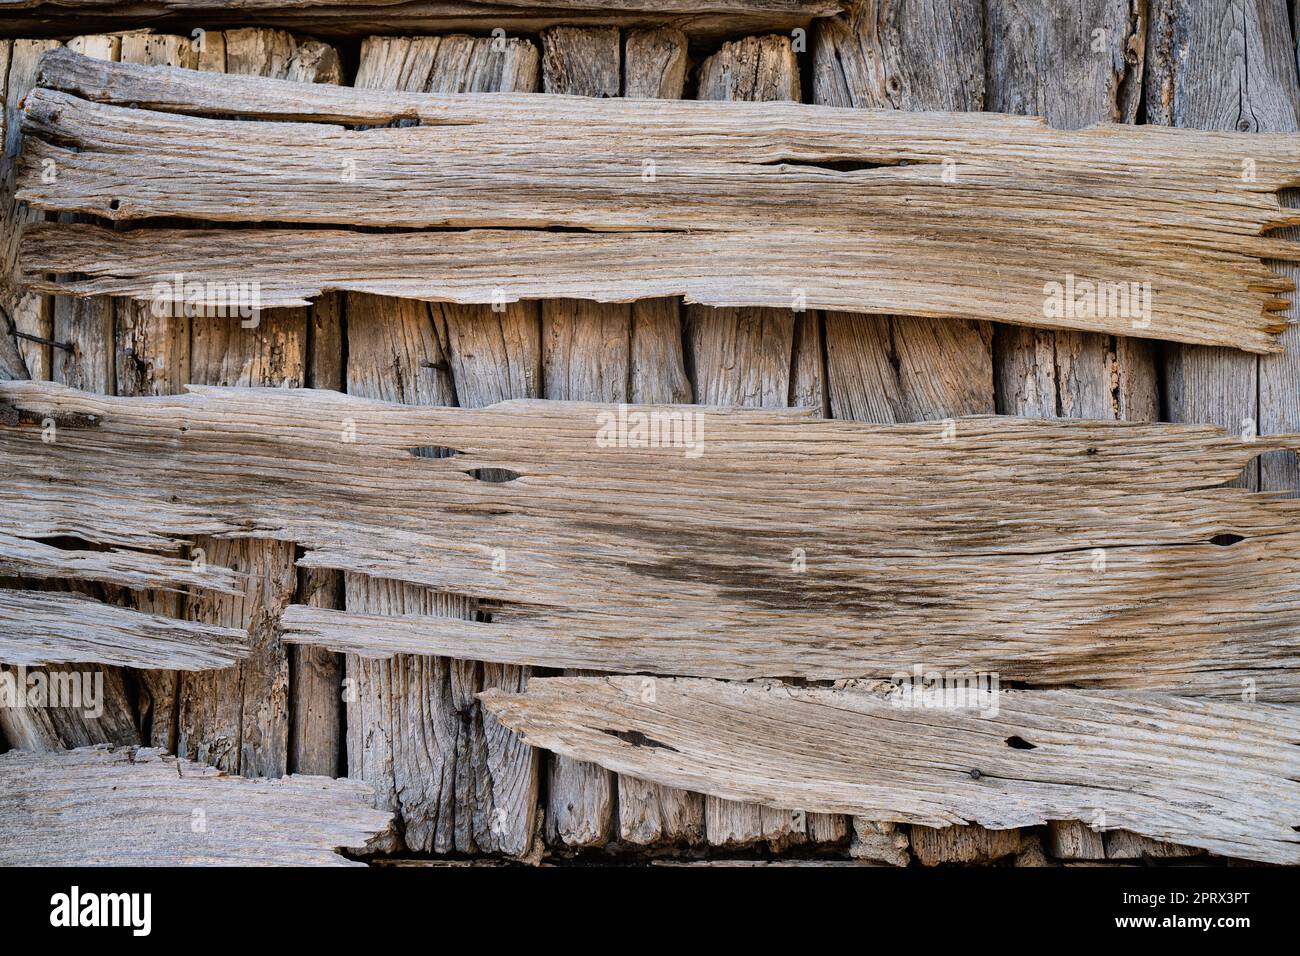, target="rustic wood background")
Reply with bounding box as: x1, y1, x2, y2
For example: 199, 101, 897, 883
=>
1, 0, 1296, 865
